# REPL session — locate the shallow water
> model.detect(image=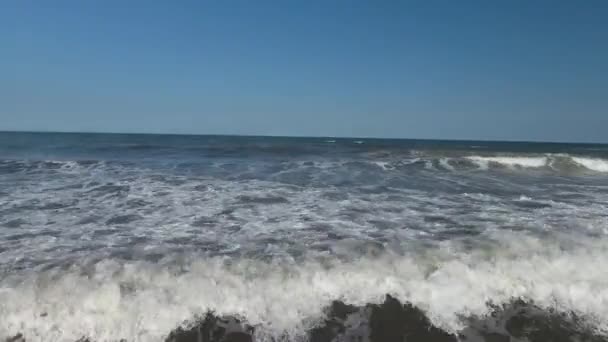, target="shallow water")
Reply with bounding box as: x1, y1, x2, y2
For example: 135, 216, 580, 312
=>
1, 132, 607, 341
